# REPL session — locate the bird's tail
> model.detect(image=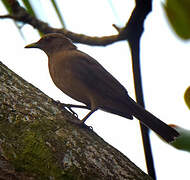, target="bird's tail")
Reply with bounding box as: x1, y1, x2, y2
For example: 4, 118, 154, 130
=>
129, 98, 180, 143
